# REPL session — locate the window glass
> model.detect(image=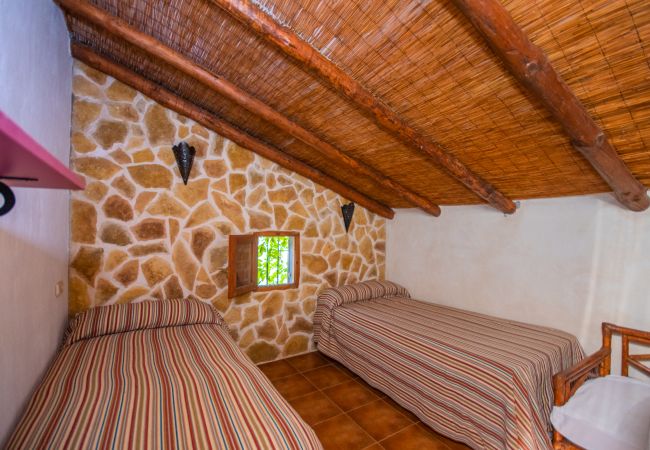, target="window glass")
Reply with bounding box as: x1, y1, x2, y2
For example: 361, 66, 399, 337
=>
257, 235, 294, 286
